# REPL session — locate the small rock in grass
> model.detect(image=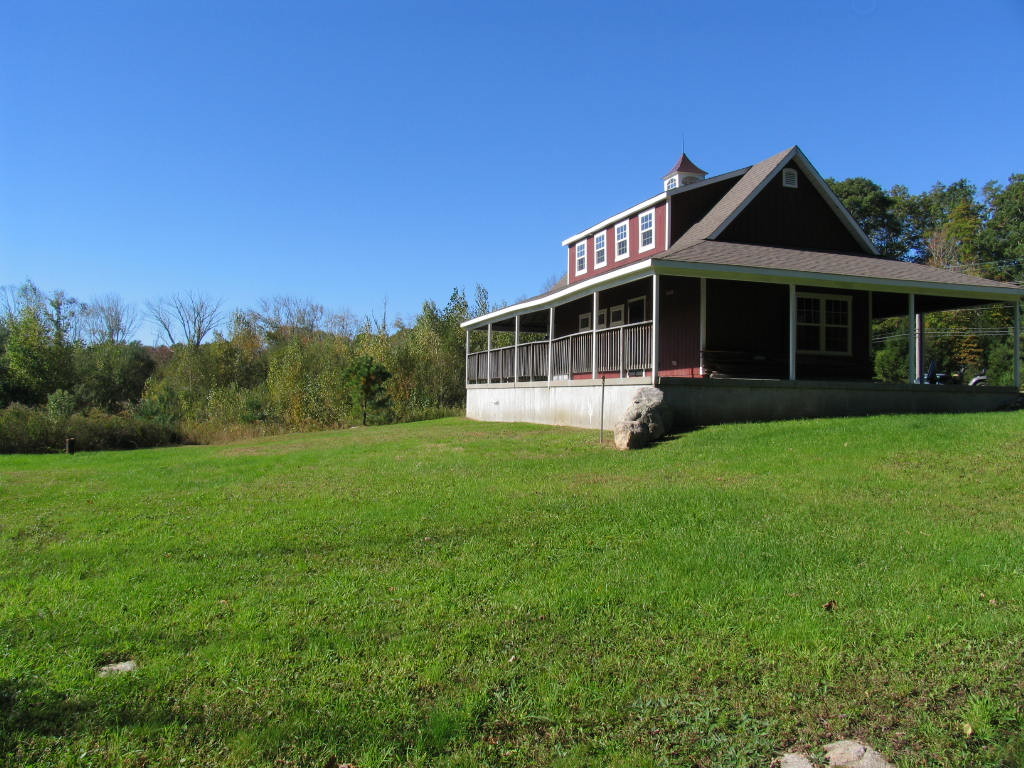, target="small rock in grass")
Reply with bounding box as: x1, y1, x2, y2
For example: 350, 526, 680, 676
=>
778, 754, 814, 768
824, 739, 894, 767
98, 660, 137, 677
778, 740, 893, 768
